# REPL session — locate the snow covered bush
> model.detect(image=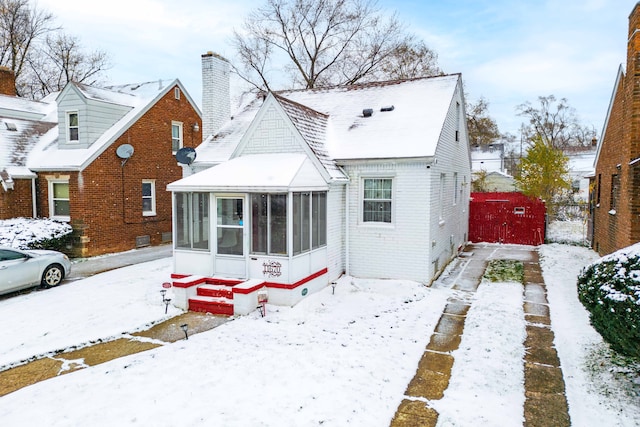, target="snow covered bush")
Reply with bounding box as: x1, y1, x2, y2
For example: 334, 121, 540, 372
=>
577, 243, 640, 358
0, 218, 73, 251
